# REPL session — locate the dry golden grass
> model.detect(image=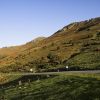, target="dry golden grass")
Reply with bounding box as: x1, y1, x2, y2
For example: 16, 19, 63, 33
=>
0, 17, 100, 72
